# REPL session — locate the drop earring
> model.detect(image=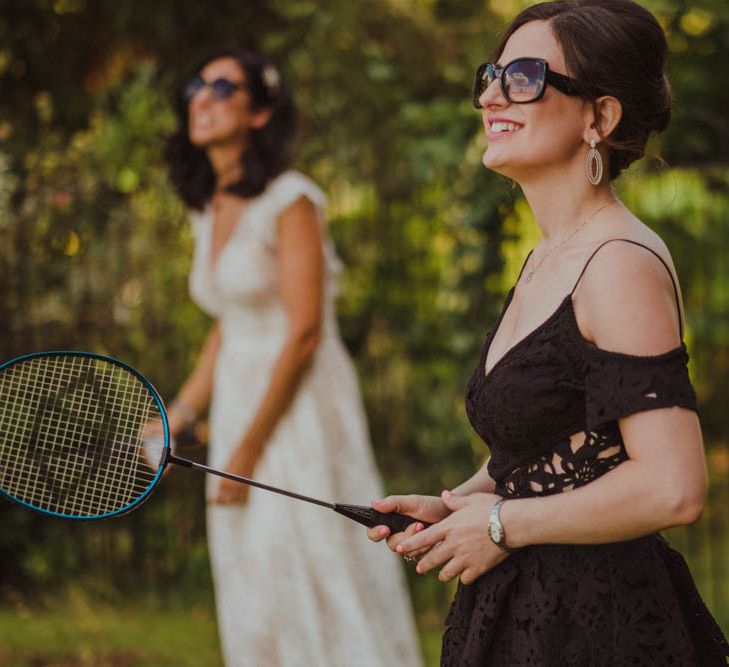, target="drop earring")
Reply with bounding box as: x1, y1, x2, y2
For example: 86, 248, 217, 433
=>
587, 139, 603, 186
